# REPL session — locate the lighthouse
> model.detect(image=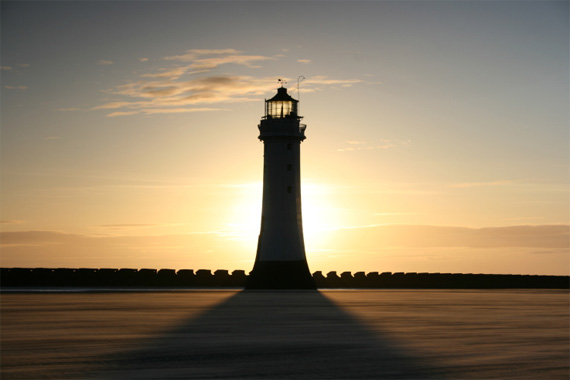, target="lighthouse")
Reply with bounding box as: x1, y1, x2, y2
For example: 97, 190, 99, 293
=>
245, 84, 316, 289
